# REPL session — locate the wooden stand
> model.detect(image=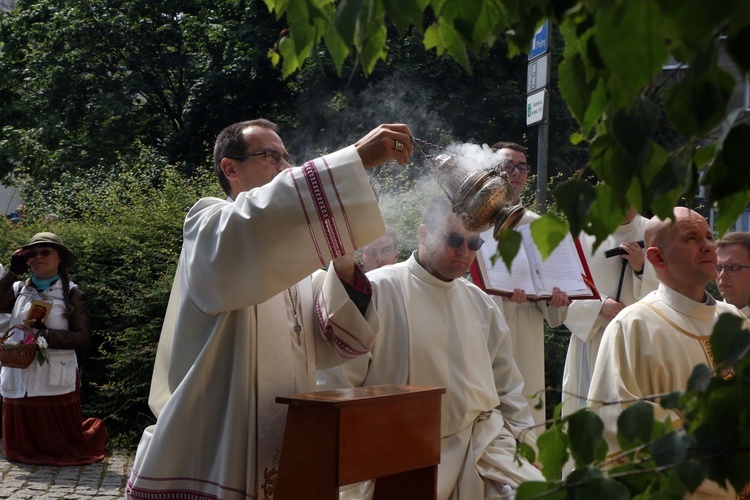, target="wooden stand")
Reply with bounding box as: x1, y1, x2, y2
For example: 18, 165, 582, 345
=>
275, 384, 445, 500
